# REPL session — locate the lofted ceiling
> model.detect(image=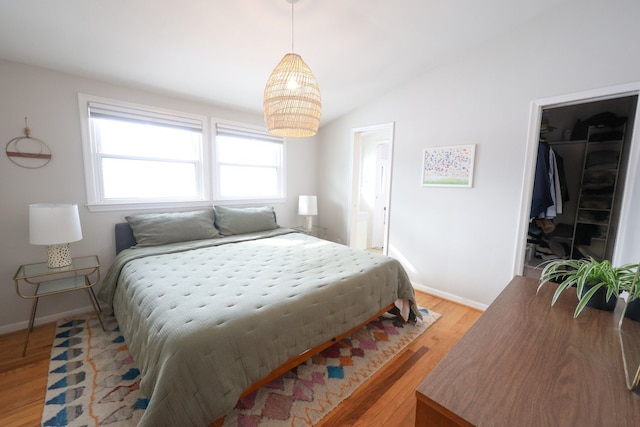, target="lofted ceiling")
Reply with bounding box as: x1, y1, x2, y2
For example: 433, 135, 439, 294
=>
0, 0, 564, 125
